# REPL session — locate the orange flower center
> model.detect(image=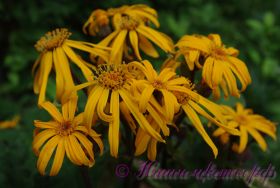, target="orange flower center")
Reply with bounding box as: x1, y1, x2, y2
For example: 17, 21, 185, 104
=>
173, 91, 190, 105
119, 16, 140, 30
56, 121, 74, 136
35, 28, 71, 52
96, 64, 131, 90
152, 80, 165, 89
235, 115, 248, 124
211, 46, 228, 60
